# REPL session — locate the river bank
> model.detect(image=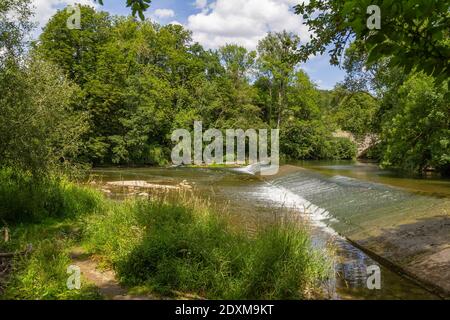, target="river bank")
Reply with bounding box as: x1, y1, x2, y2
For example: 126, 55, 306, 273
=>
0, 168, 331, 300
4, 163, 443, 300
